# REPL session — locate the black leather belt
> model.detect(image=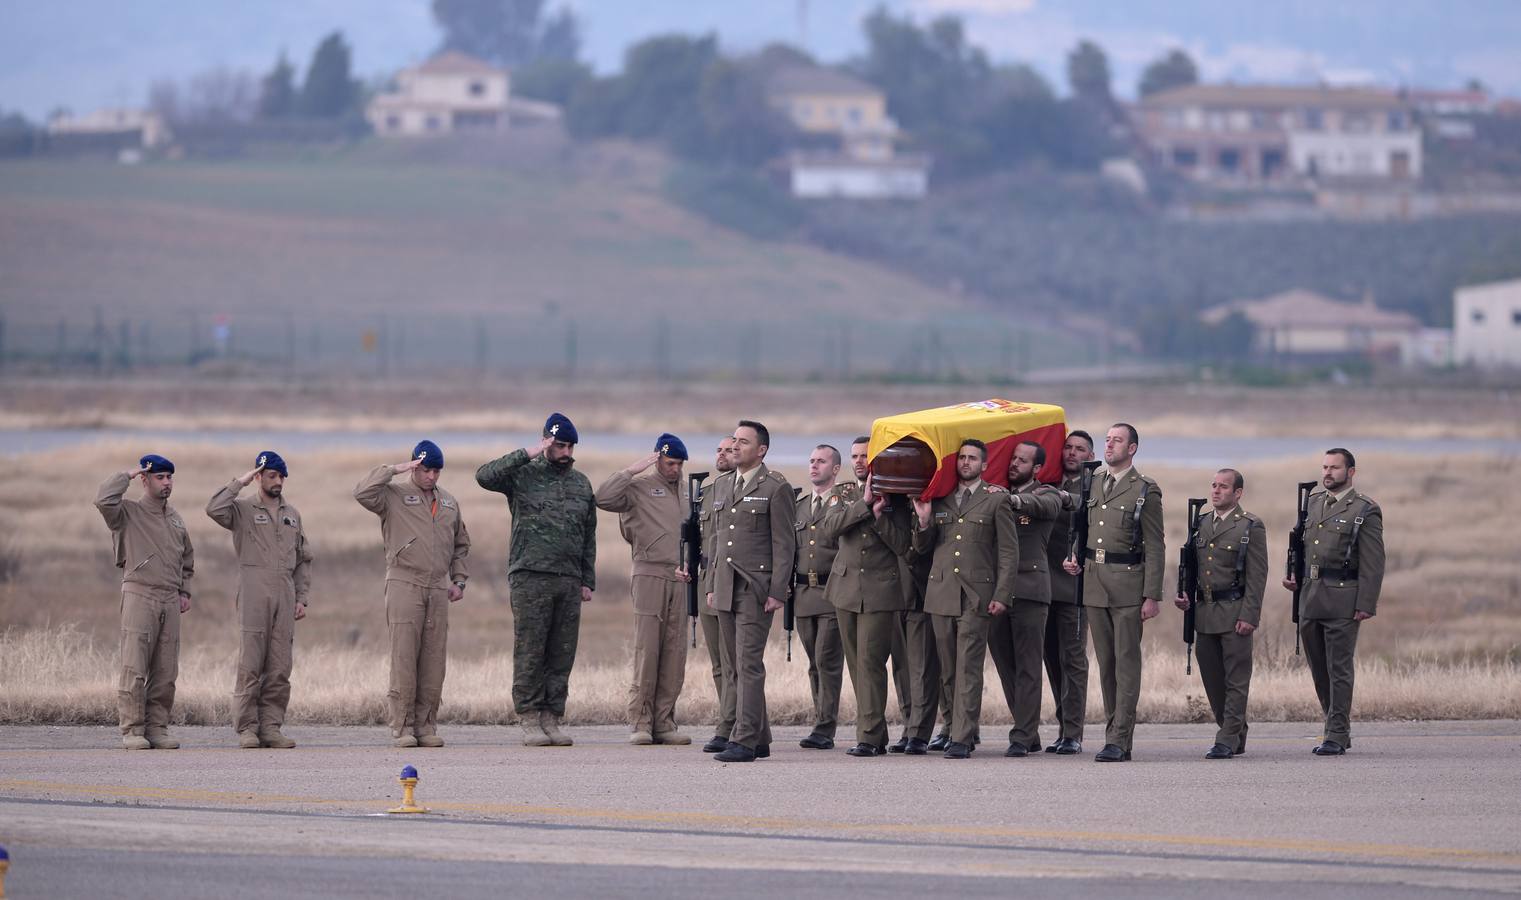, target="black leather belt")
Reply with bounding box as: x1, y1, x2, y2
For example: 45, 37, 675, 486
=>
1308, 565, 1358, 581
1085, 548, 1143, 565
1203, 586, 1245, 602
796, 572, 829, 587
